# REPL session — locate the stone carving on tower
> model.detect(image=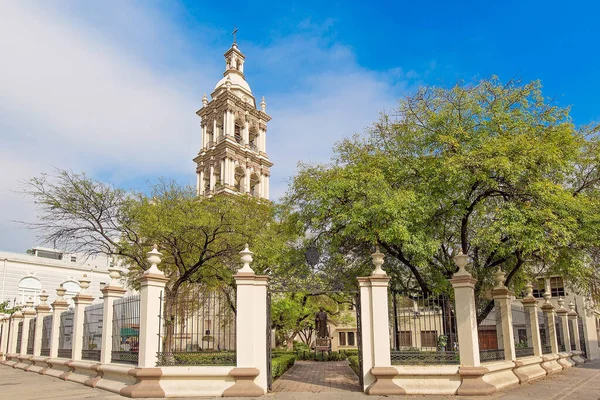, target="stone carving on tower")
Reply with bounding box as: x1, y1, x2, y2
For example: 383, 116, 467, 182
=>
193, 39, 273, 200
